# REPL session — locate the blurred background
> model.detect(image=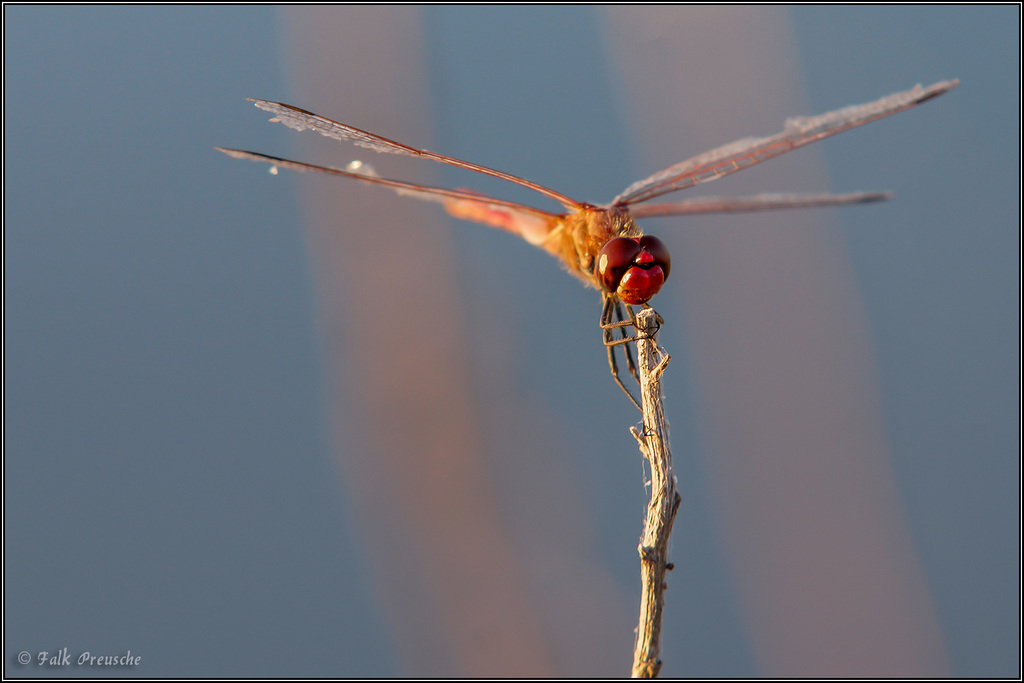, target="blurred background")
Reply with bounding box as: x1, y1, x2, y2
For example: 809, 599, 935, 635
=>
4, 6, 1018, 677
